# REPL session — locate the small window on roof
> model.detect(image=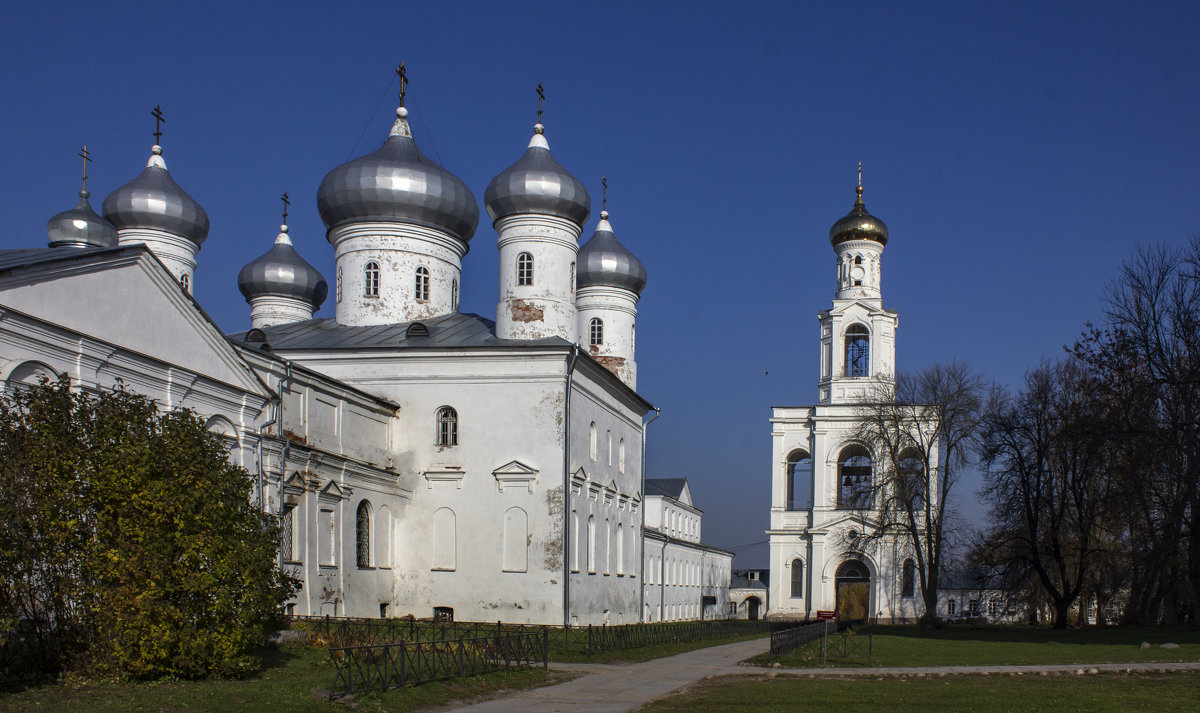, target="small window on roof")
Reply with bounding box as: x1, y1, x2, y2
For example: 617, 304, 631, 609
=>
407, 322, 430, 338
245, 328, 267, 343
